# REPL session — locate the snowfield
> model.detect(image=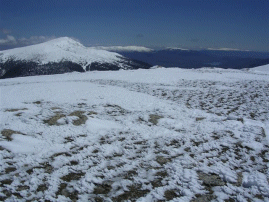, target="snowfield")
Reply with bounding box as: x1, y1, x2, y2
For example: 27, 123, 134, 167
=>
0, 67, 268, 202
